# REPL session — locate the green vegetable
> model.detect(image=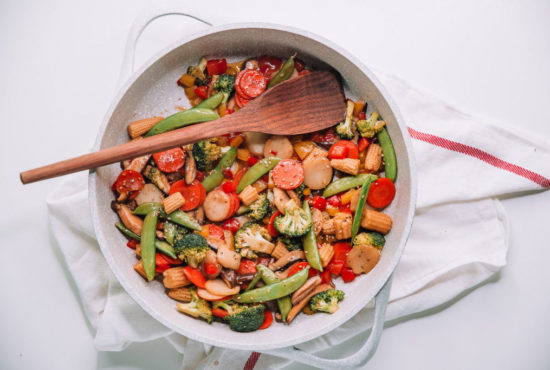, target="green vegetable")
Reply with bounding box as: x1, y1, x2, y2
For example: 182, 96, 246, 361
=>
115, 222, 141, 240
173, 233, 209, 268
186, 57, 208, 86
194, 91, 224, 110
279, 235, 303, 251
213, 301, 265, 332
163, 221, 190, 246
143, 166, 169, 193
245, 270, 263, 292
213, 74, 236, 103
247, 193, 270, 221
235, 266, 309, 303
236, 205, 250, 216
294, 183, 306, 200
115, 222, 177, 259
192, 139, 223, 172
267, 54, 295, 88
309, 289, 345, 314
353, 232, 386, 249
273, 200, 312, 237
141, 210, 159, 281
133, 202, 165, 216
237, 157, 281, 193
356, 111, 386, 138
335, 100, 356, 140
322, 174, 378, 198
167, 210, 202, 231
256, 264, 292, 322
202, 146, 237, 192
176, 288, 212, 323
377, 127, 397, 182
302, 201, 322, 271
145, 108, 219, 137
351, 176, 376, 239
234, 222, 273, 258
